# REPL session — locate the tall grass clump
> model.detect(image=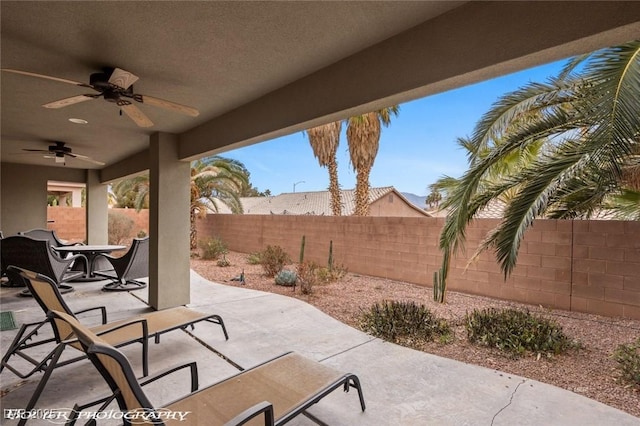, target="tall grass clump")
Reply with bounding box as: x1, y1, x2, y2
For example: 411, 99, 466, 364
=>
359, 300, 451, 344
613, 338, 640, 388
465, 308, 573, 358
